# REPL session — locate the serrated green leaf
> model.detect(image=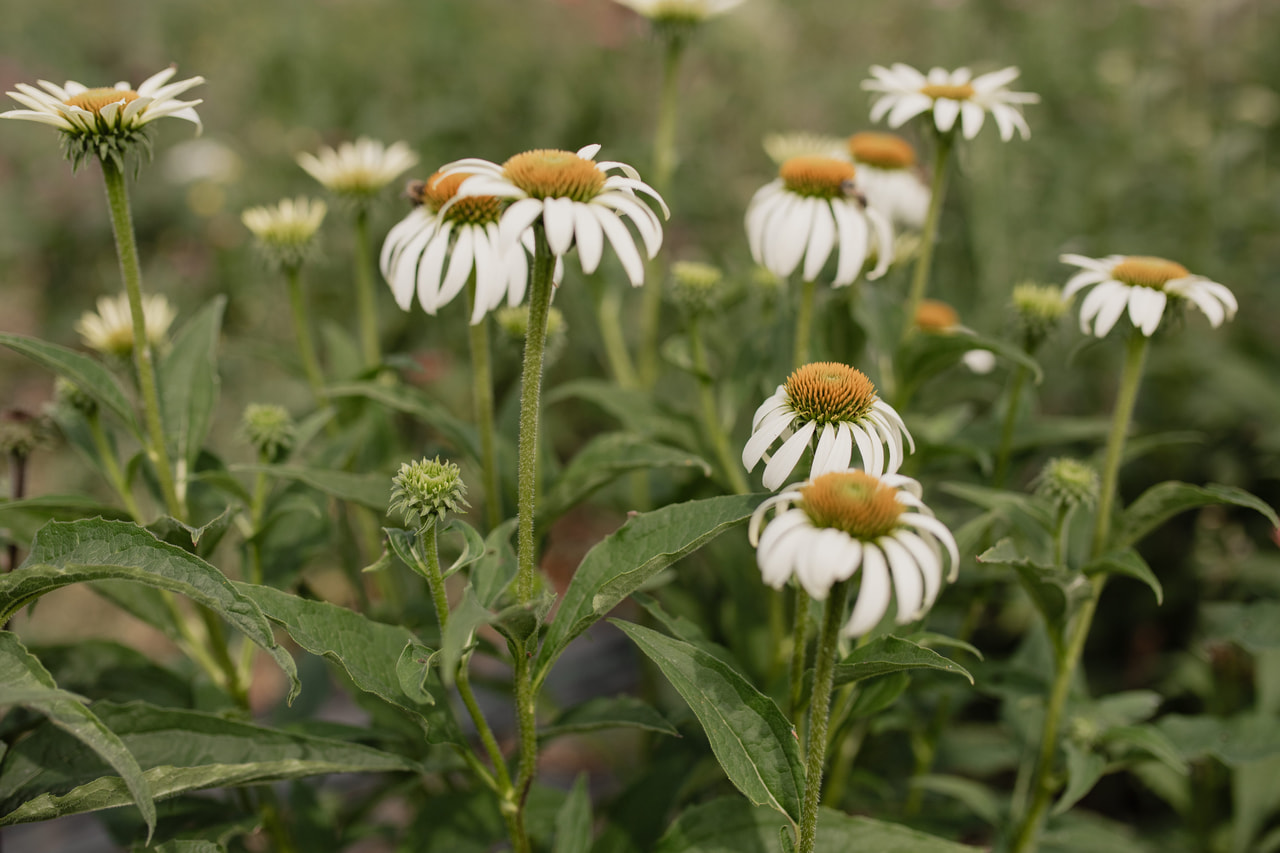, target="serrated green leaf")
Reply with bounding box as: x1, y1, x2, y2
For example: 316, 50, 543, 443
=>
233, 464, 389, 512
0, 333, 141, 438
613, 621, 803, 823
1111, 482, 1278, 552
1083, 549, 1162, 604
147, 508, 233, 559
1053, 741, 1107, 815
0, 634, 155, 837
538, 433, 711, 524
833, 635, 974, 688
535, 494, 762, 685
3, 519, 299, 702
0, 701, 415, 826
159, 297, 224, 469
326, 381, 481, 462
541, 695, 679, 740
553, 774, 592, 853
